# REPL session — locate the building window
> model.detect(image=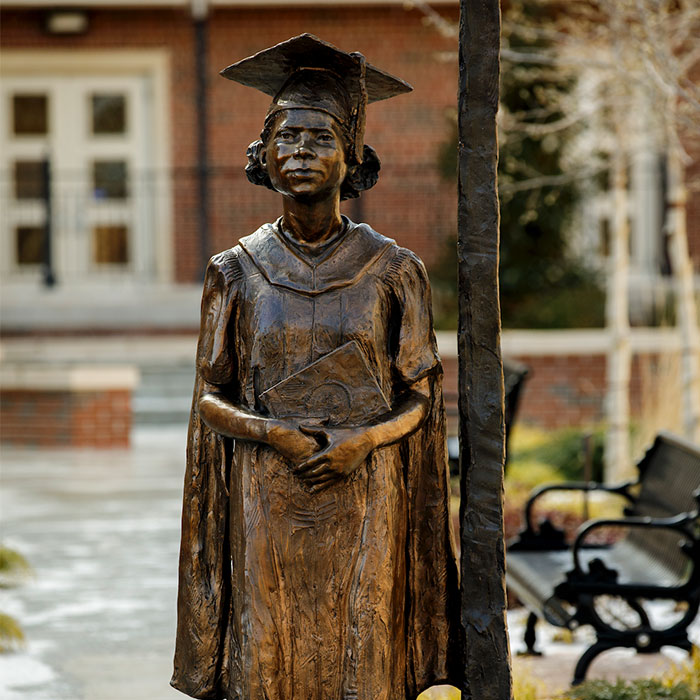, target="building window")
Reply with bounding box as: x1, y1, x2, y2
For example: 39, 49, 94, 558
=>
91, 94, 126, 135
16, 226, 44, 265
14, 160, 44, 199
12, 94, 48, 135
93, 160, 128, 199
93, 225, 129, 264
